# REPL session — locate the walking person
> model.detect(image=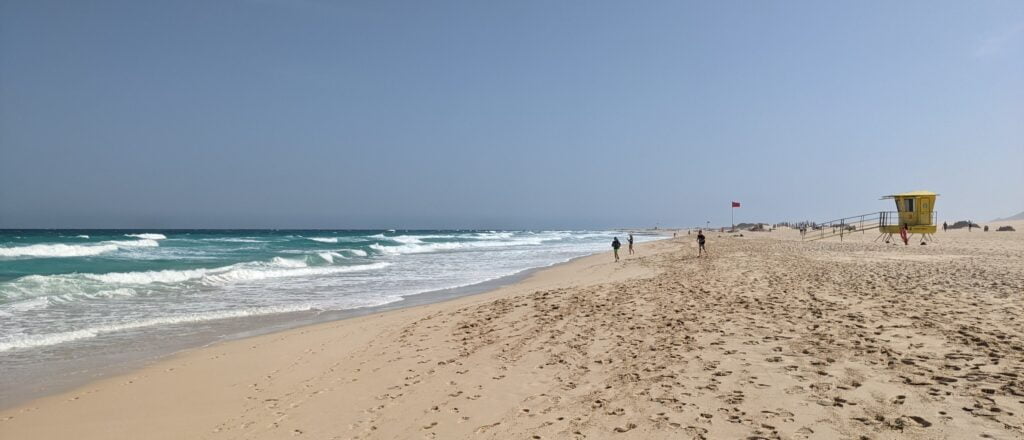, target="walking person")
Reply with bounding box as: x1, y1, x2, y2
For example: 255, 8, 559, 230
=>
628, 234, 635, 255
900, 223, 910, 246
612, 237, 621, 262
697, 230, 707, 257
943, 221, 948, 232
